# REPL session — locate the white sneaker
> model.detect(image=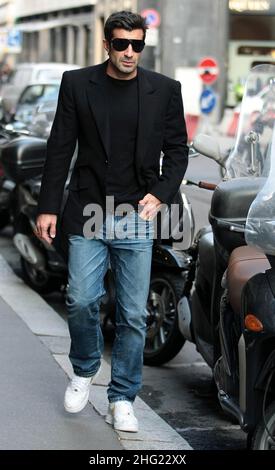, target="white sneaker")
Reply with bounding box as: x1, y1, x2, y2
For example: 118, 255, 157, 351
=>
105, 400, 138, 432
64, 370, 99, 413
